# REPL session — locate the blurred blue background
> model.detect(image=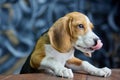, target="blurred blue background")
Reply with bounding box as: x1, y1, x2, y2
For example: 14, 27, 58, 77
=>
0, 0, 120, 75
